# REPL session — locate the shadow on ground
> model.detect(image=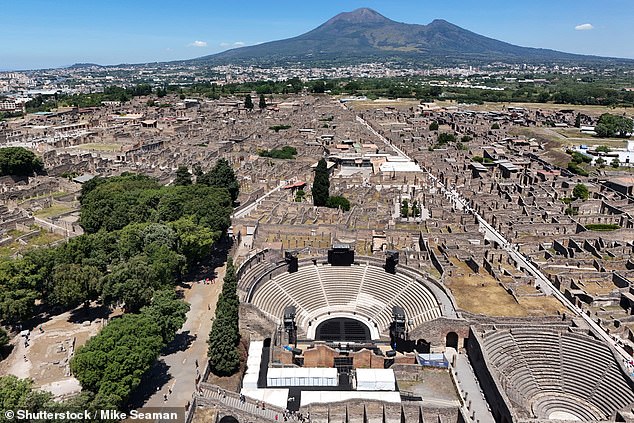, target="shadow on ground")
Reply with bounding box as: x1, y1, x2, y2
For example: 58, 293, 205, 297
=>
127, 359, 171, 410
